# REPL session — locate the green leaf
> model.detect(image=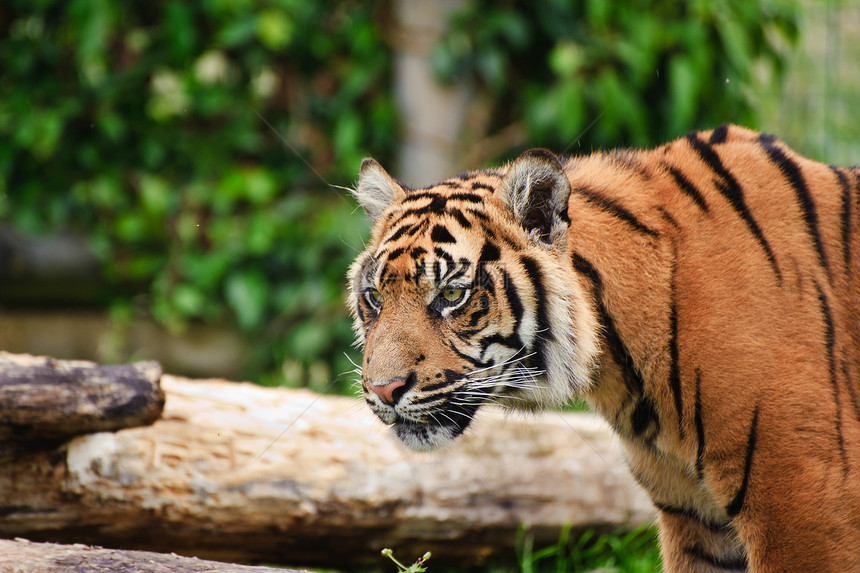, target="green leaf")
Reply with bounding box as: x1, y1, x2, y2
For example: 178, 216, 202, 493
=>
257, 9, 293, 51
172, 282, 206, 317
139, 173, 173, 216
549, 42, 584, 77
668, 54, 698, 136
244, 167, 278, 204
225, 269, 269, 332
